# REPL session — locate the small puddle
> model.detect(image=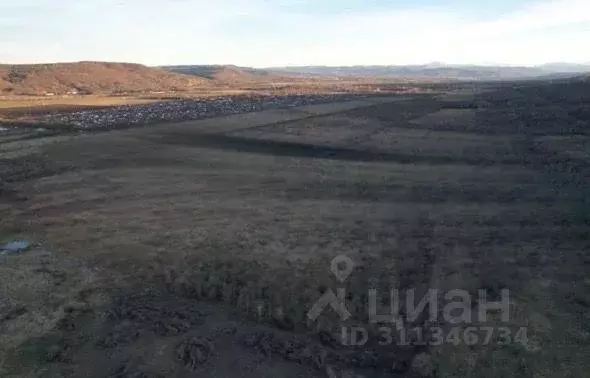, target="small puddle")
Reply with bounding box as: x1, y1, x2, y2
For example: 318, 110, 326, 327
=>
0, 240, 31, 255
